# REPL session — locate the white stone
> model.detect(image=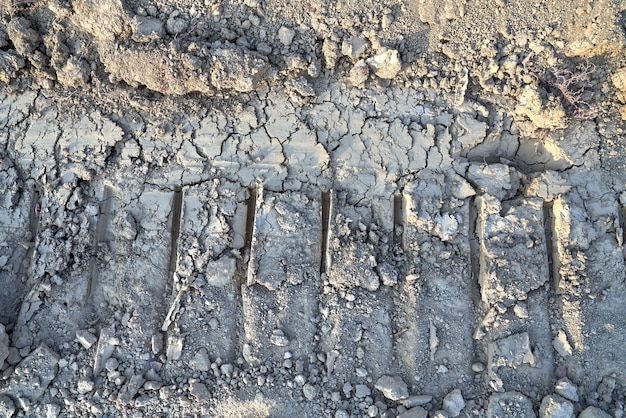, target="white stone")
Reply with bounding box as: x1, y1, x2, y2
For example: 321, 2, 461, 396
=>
303, 383, 317, 400
166, 336, 183, 361
539, 395, 574, 418
349, 60, 370, 87
189, 348, 211, 372
269, 329, 289, 347
355, 384, 371, 398
341, 37, 369, 59
375, 375, 409, 400
366, 49, 401, 79
278, 26, 295, 46
443, 389, 465, 417
76, 330, 97, 350
552, 330, 573, 358
555, 378, 579, 402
